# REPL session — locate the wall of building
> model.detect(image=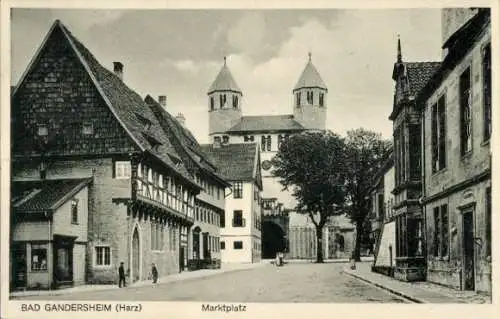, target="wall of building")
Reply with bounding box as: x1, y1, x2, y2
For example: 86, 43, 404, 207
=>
52, 187, 89, 242
208, 107, 241, 135
220, 236, 253, 263
12, 222, 50, 241
441, 8, 479, 49
423, 24, 491, 293
375, 221, 396, 267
